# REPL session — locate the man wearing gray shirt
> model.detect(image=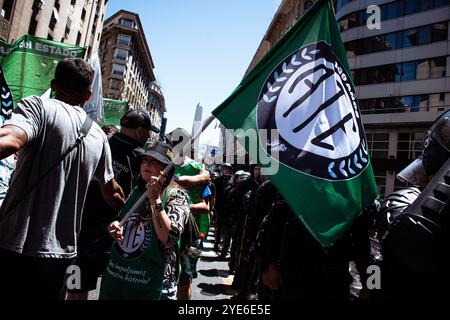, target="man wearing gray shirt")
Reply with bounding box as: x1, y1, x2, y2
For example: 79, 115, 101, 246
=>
0, 59, 125, 299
